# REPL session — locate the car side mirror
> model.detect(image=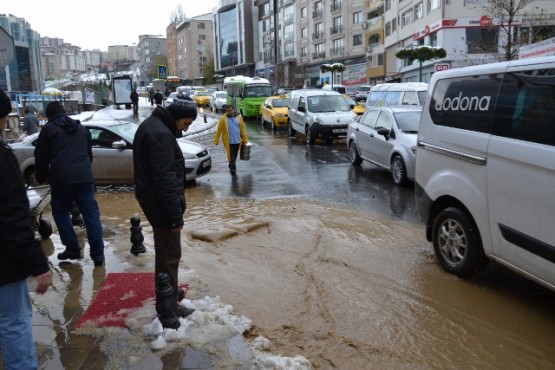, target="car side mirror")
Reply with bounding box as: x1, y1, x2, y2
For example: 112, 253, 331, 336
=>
377, 127, 390, 139
112, 140, 126, 150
